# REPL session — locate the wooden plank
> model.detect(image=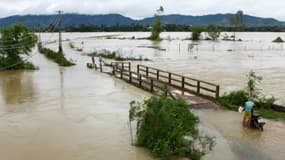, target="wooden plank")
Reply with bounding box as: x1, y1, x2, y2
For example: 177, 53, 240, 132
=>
158, 74, 169, 79
200, 86, 216, 93
171, 78, 182, 83
148, 71, 157, 76
184, 82, 197, 88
